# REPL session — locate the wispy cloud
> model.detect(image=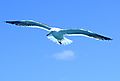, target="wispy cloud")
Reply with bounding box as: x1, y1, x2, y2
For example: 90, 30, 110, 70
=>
53, 50, 75, 60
